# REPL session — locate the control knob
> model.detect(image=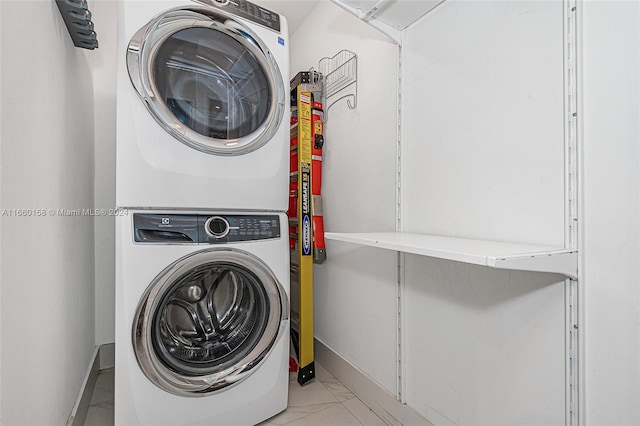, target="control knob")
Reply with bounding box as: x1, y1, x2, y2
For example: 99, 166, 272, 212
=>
205, 216, 230, 239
